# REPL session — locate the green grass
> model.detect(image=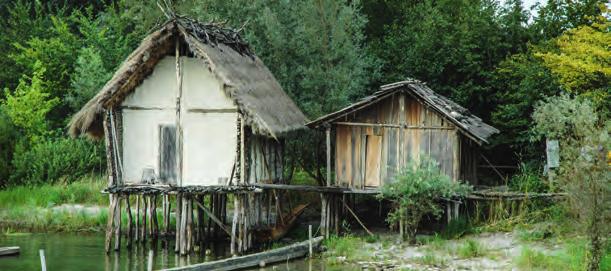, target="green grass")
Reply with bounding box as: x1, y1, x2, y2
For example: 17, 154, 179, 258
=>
0, 206, 108, 232
416, 253, 447, 267
0, 175, 107, 208
514, 240, 611, 271
456, 239, 487, 258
